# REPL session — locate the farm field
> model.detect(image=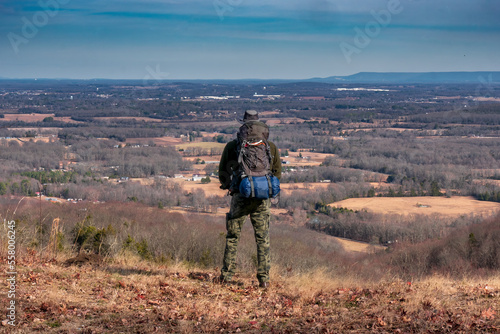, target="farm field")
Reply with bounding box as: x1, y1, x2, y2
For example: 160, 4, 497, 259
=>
0, 135, 57, 145
282, 151, 334, 167
0, 113, 54, 122
92, 116, 166, 122
331, 196, 500, 217
262, 117, 307, 125
0, 113, 83, 124
175, 177, 226, 196
332, 236, 385, 253
176, 141, 226, 151
281, 182, 332, 191
125, 136, 183, 146
183, 155, 222, 163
